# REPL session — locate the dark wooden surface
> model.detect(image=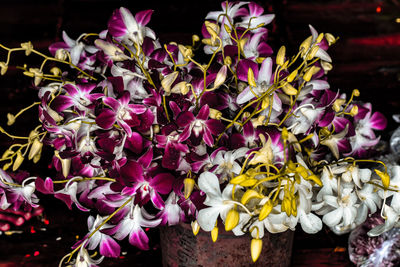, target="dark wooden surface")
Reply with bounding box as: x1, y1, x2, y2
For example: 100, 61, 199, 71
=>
1, 0, 399, 266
